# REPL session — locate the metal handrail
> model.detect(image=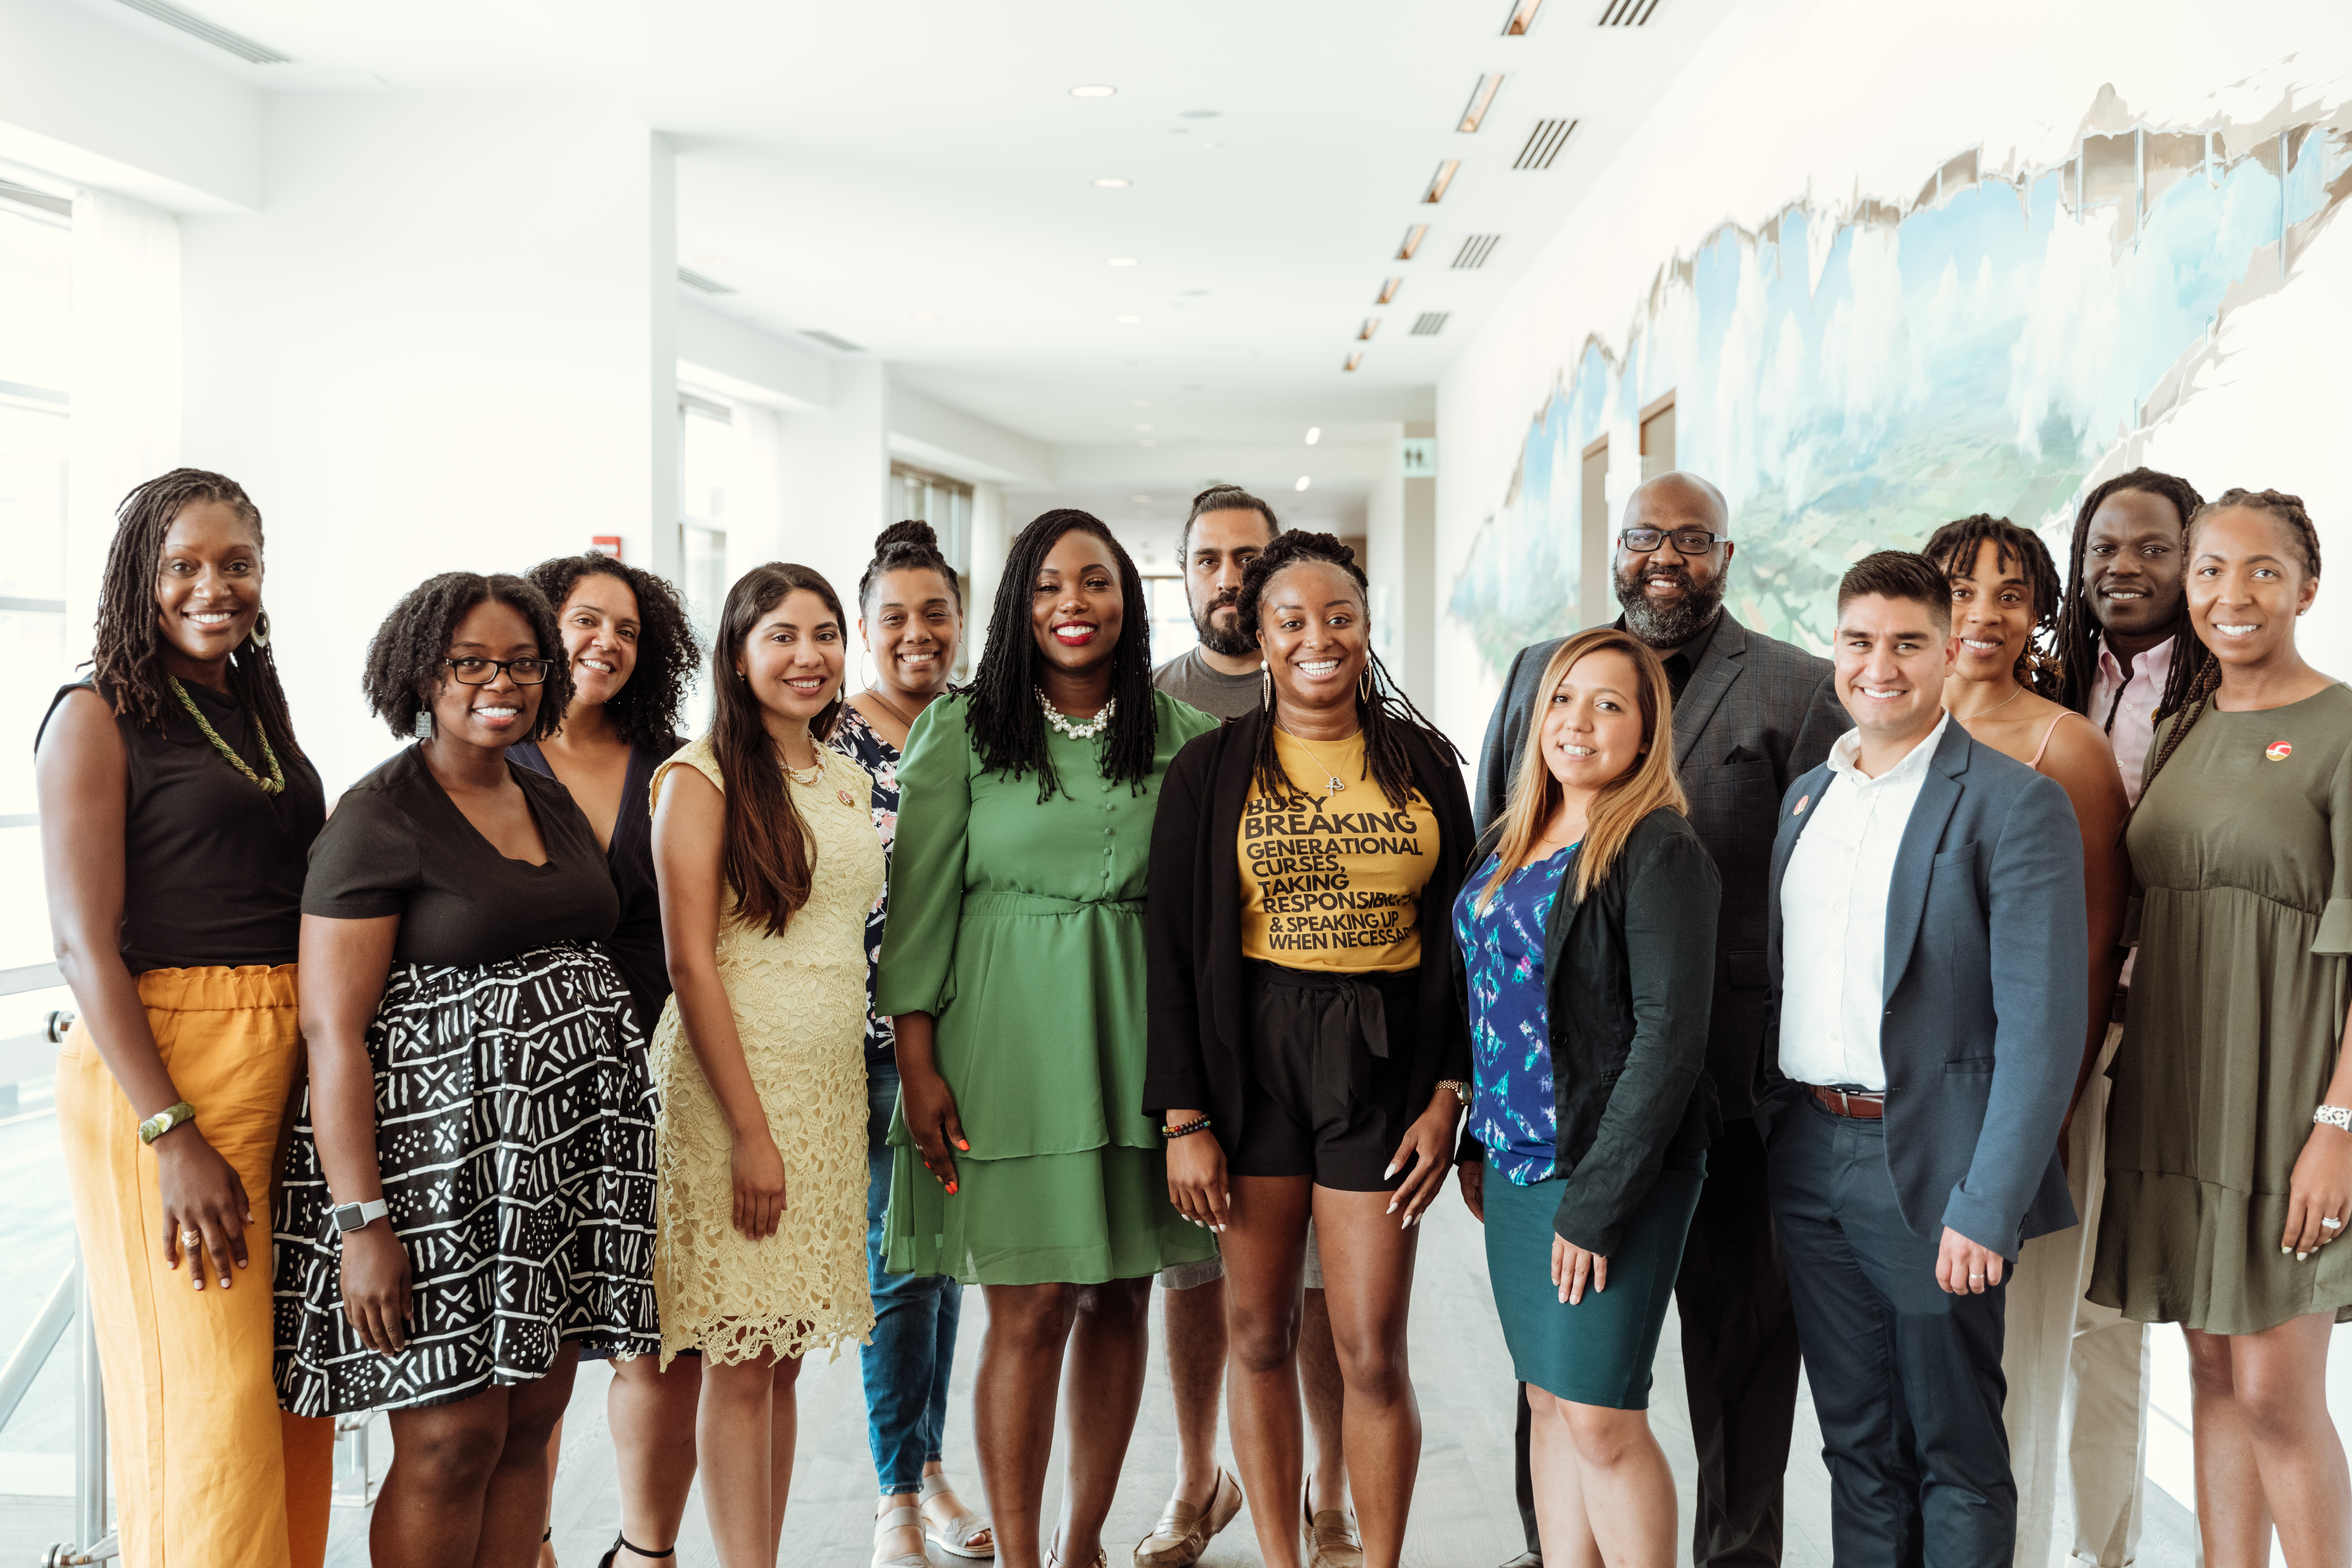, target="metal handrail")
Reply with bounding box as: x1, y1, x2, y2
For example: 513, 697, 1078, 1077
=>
0, 1261, 74, 1430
